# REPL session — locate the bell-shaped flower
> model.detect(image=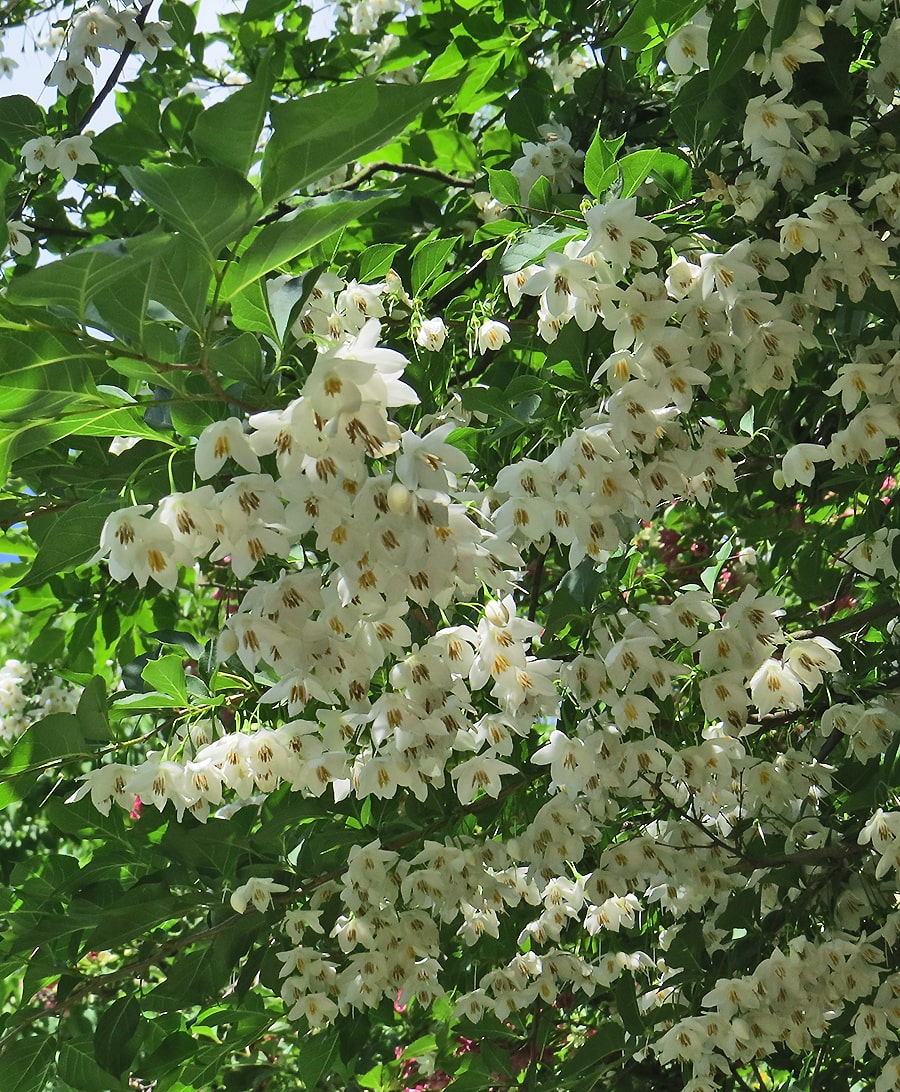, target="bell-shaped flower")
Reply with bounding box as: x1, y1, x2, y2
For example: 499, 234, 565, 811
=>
97, 505, 182, 589
230, 876, 289, 914
195, 417, 260, 480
